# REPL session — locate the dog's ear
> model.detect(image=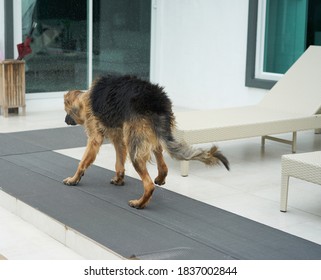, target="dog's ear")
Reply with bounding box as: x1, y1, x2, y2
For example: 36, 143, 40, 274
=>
71, 105, 80, 116
64, 90, 82, 107
64, 98, 70, 107
64, 92, 73, 107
